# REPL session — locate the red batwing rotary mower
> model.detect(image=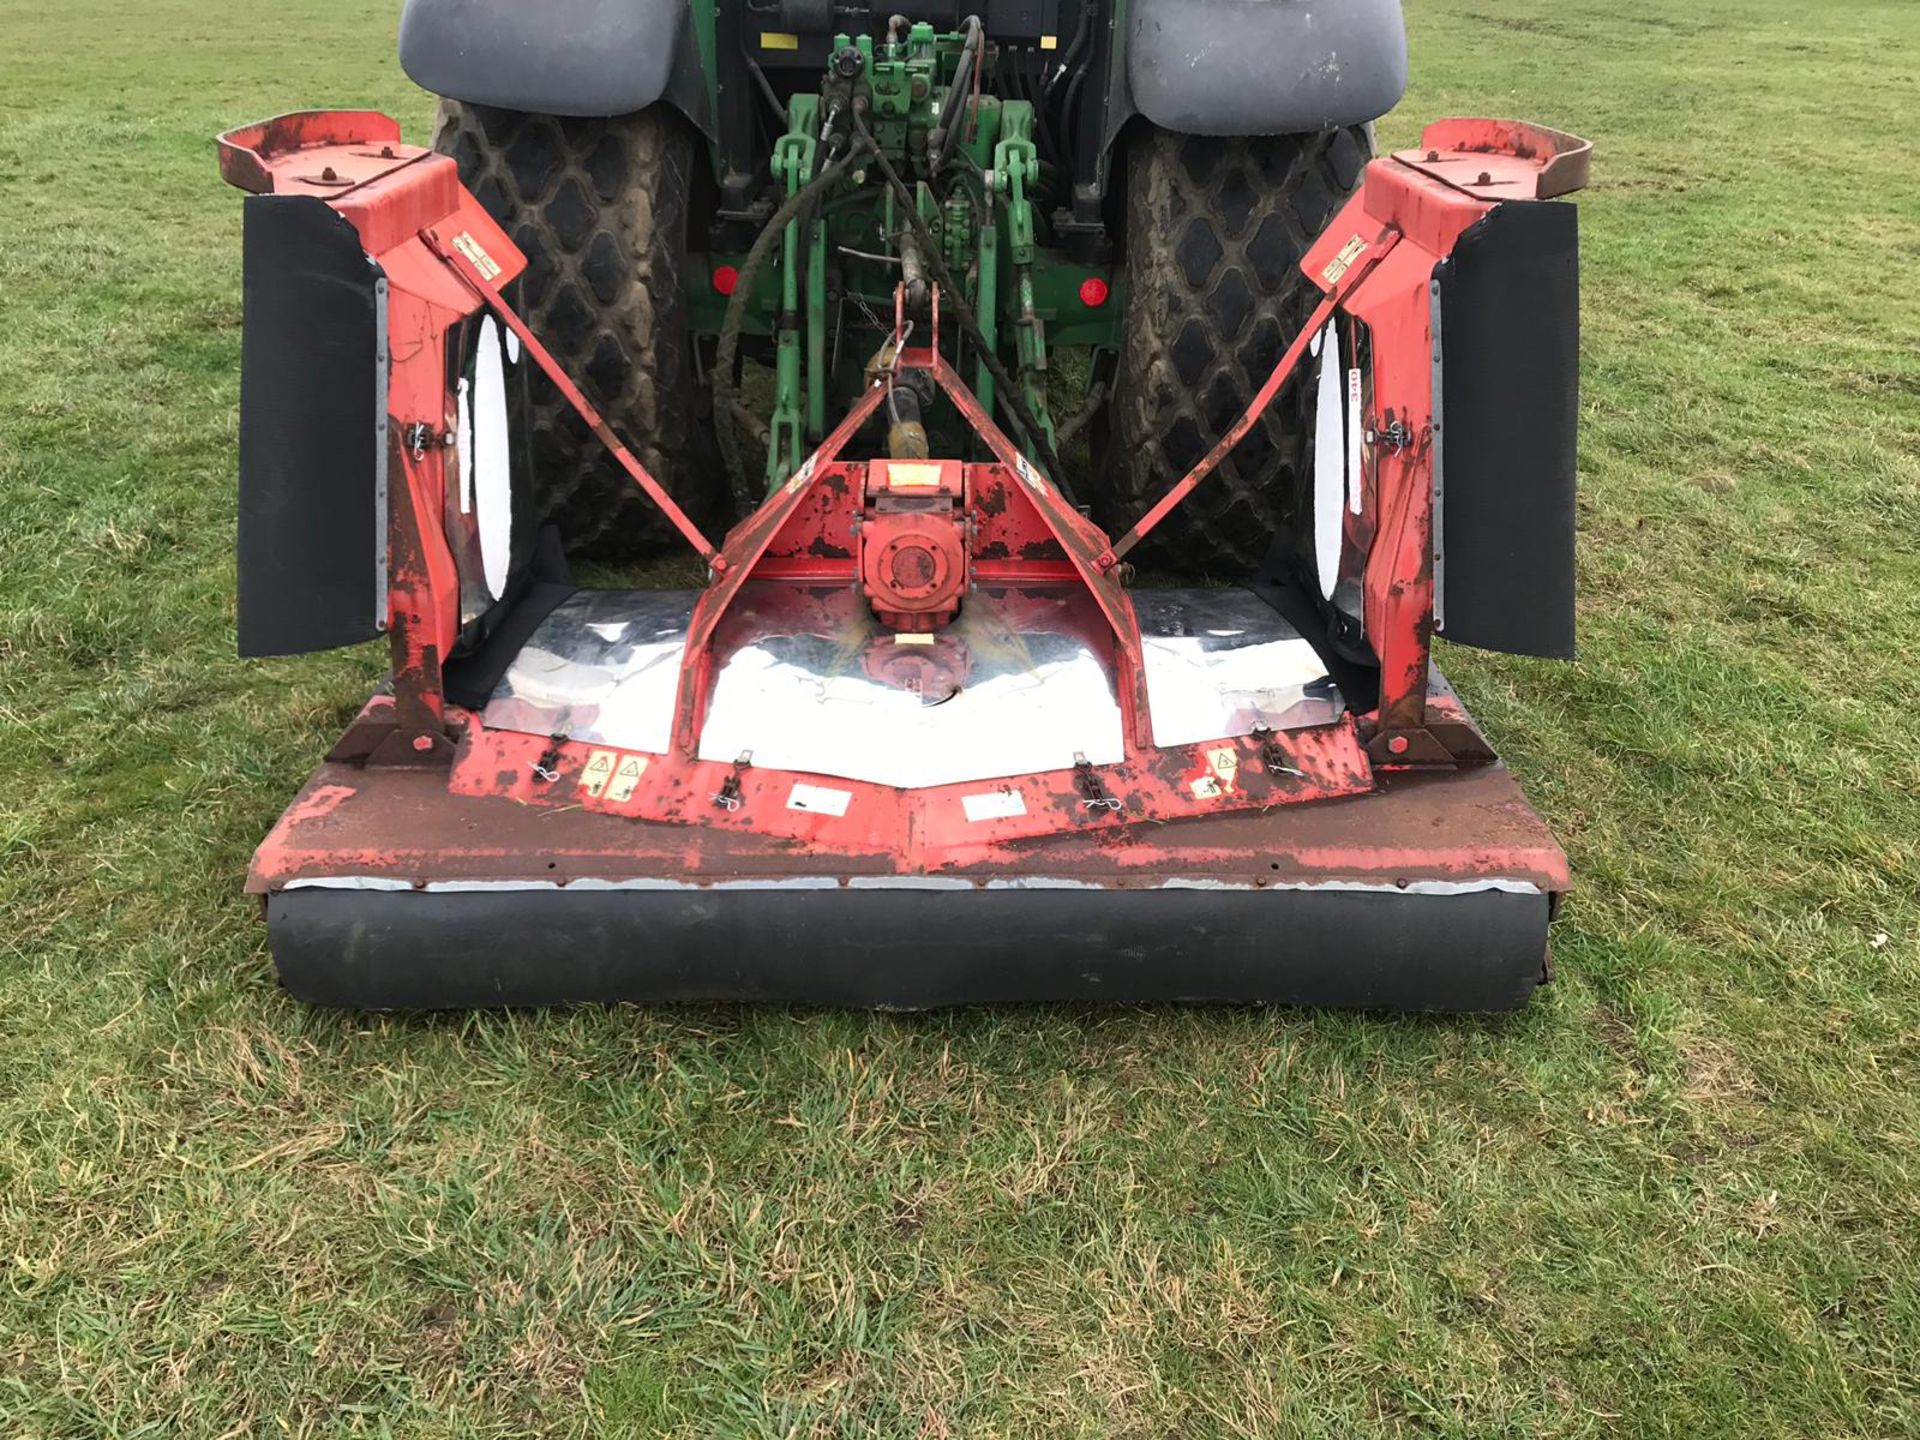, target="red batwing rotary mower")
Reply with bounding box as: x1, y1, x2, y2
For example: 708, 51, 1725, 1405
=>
216, 101, 1588, 1010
